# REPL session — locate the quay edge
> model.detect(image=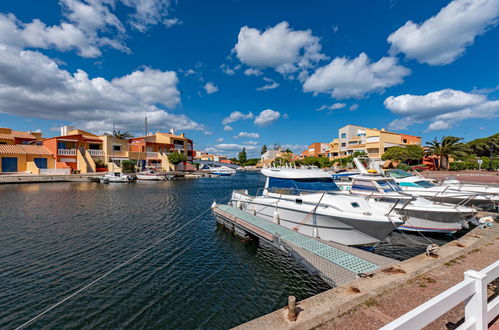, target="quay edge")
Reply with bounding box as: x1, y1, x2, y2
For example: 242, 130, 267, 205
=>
233, 220, 499, 330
